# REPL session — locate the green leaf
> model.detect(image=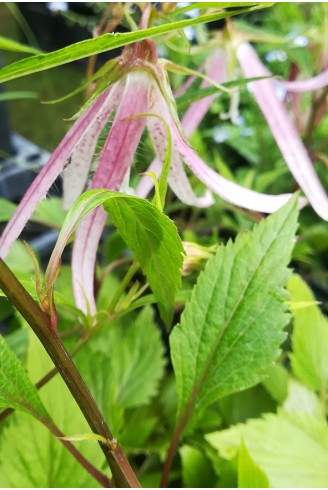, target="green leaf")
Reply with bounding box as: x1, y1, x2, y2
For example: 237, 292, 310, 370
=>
0, 5, 267, 83
0, 198, 17, 223
180, 445, 217, 488
0, 35, 42, 55
206, 411, 328, 487
238, 441, 269, 488
0, 335, 48, 419
170, 196, 298, 428
288, 274, 328, 393
77, 306, 166, 436
47, 189, 184, 326
0, 331, 105, 487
